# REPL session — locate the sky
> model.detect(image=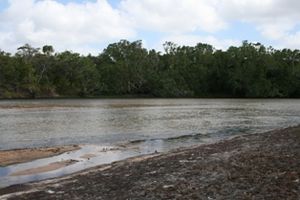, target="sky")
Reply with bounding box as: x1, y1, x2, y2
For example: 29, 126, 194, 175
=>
0, 0, 300, 55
